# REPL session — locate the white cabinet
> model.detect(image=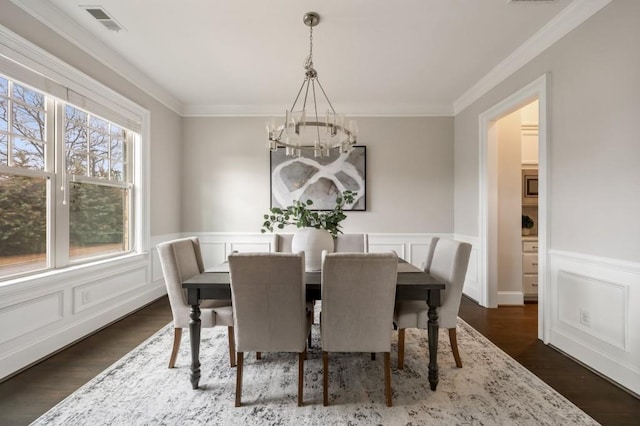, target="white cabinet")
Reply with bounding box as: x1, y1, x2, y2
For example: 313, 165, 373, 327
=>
522, 238, 538, 301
